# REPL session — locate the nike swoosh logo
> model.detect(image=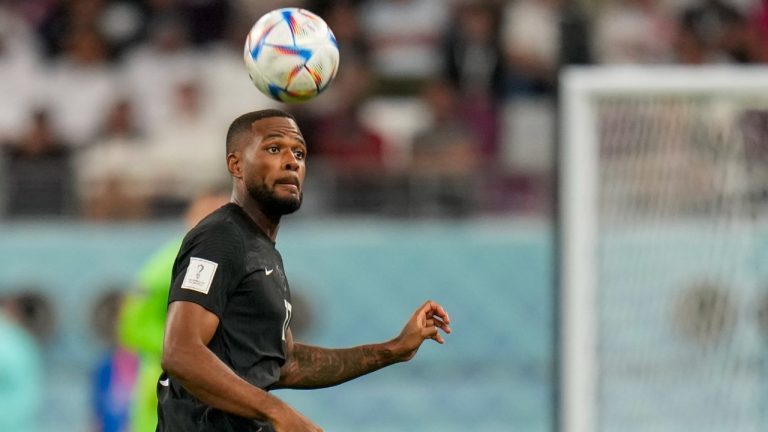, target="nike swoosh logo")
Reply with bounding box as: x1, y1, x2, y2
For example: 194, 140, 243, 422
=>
159, 378, 169, 387
265, 268, 274, 276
